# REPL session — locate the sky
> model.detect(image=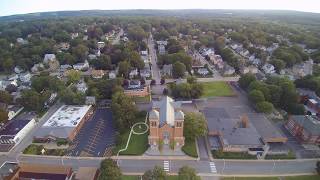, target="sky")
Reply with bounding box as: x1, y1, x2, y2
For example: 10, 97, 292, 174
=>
1, 0, 320, 17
